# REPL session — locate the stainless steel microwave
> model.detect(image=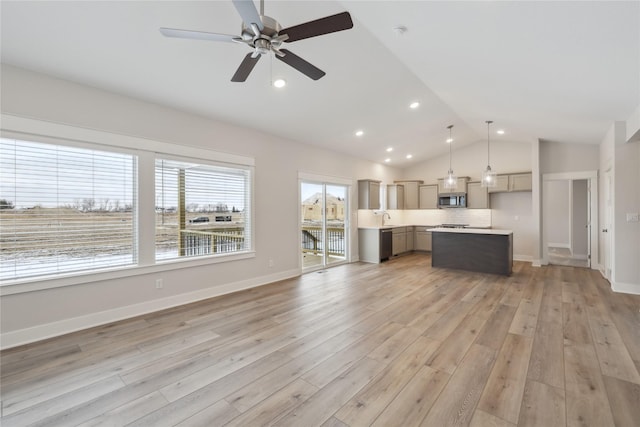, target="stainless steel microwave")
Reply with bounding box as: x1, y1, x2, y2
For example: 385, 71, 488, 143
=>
438, 193, 466, 208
